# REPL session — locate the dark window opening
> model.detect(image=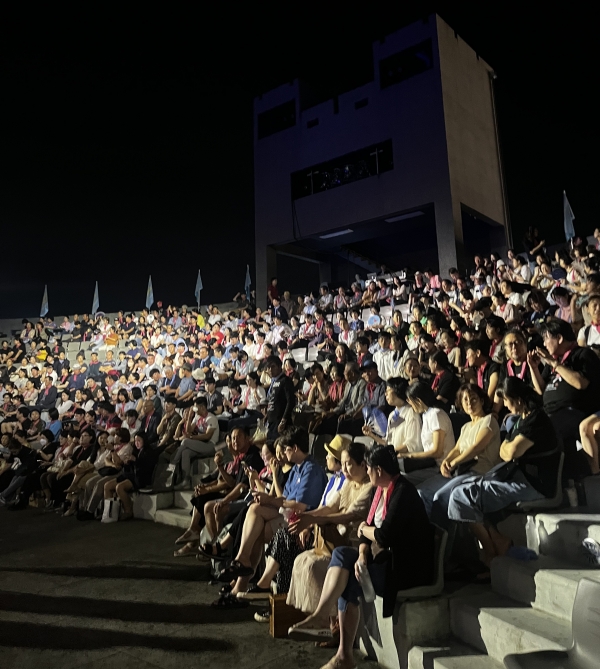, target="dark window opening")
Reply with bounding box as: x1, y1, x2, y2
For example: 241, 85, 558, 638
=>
291, 139, 393, 200
379, 39, 433, 89
257, 99, 296, 139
